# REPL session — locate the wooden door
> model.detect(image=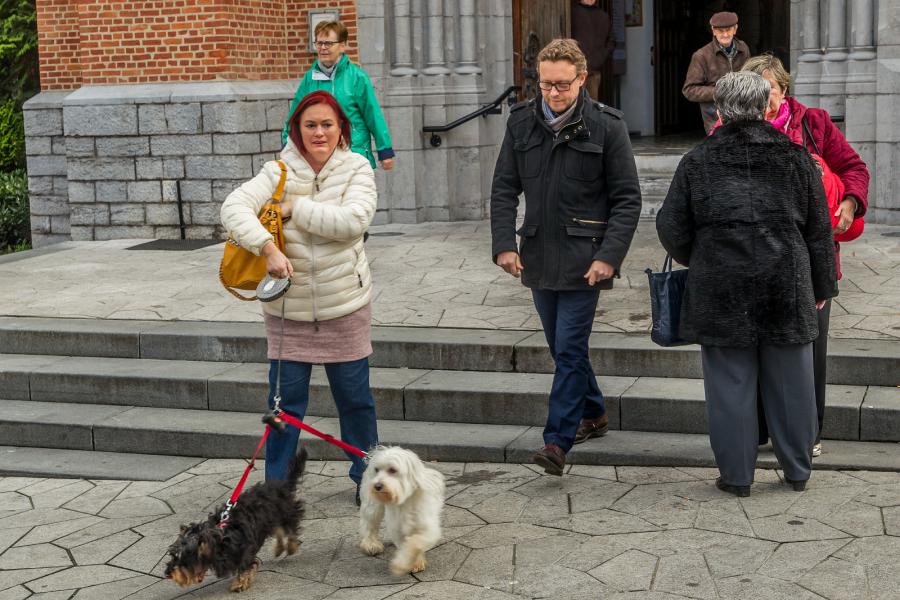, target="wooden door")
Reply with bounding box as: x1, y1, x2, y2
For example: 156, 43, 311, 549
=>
513, 0, 570, 100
